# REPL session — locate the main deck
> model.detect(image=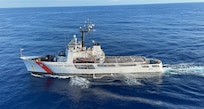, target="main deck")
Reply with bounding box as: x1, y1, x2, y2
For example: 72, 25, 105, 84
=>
104, 56, 146, 63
